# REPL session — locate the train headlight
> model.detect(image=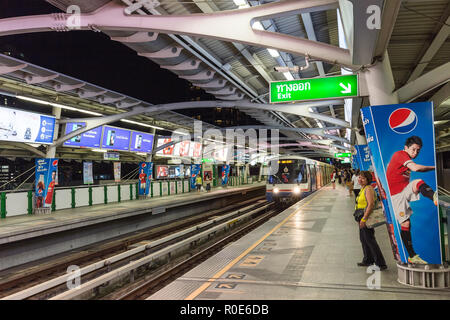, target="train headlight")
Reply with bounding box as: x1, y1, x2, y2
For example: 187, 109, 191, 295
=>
273, 187, 279, 194
294, 187, 300, 194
